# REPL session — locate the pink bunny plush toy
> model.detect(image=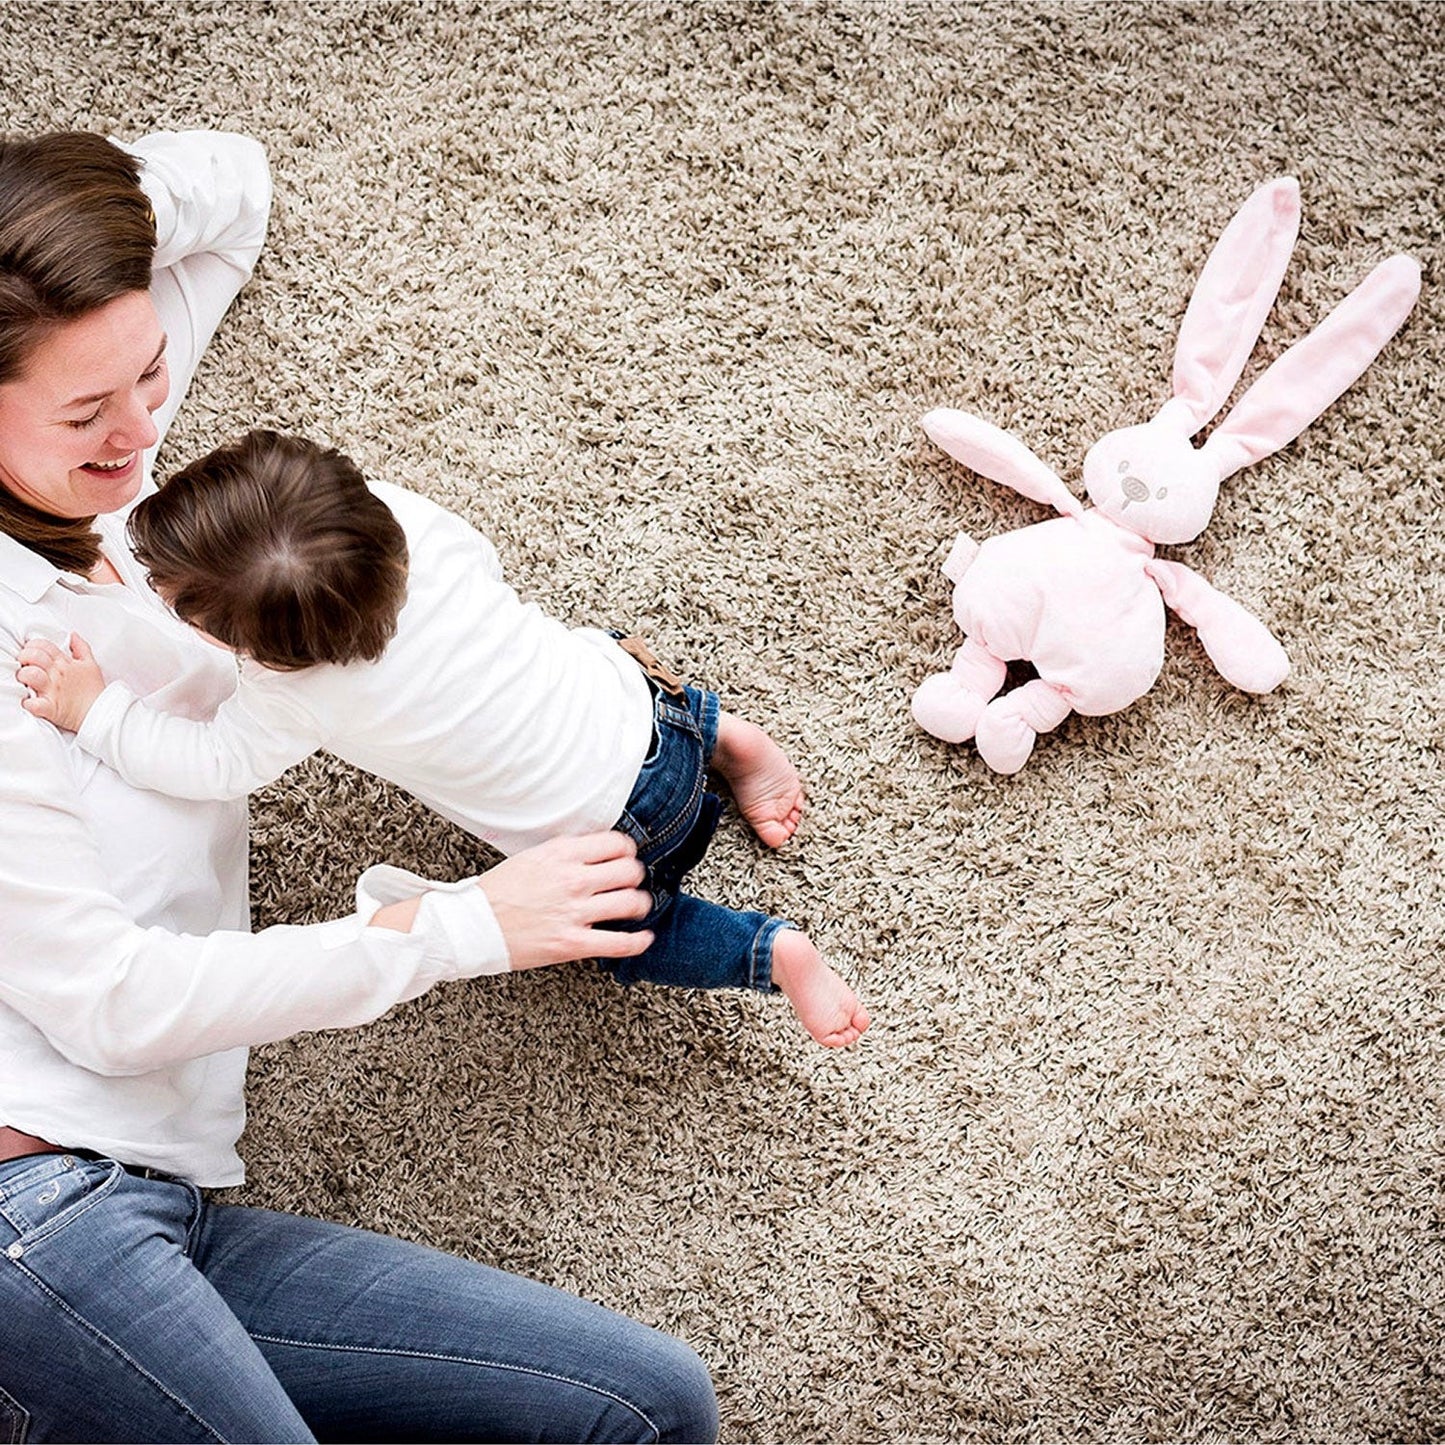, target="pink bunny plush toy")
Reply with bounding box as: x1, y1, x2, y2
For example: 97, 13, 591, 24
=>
912, 177, 1421, 773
